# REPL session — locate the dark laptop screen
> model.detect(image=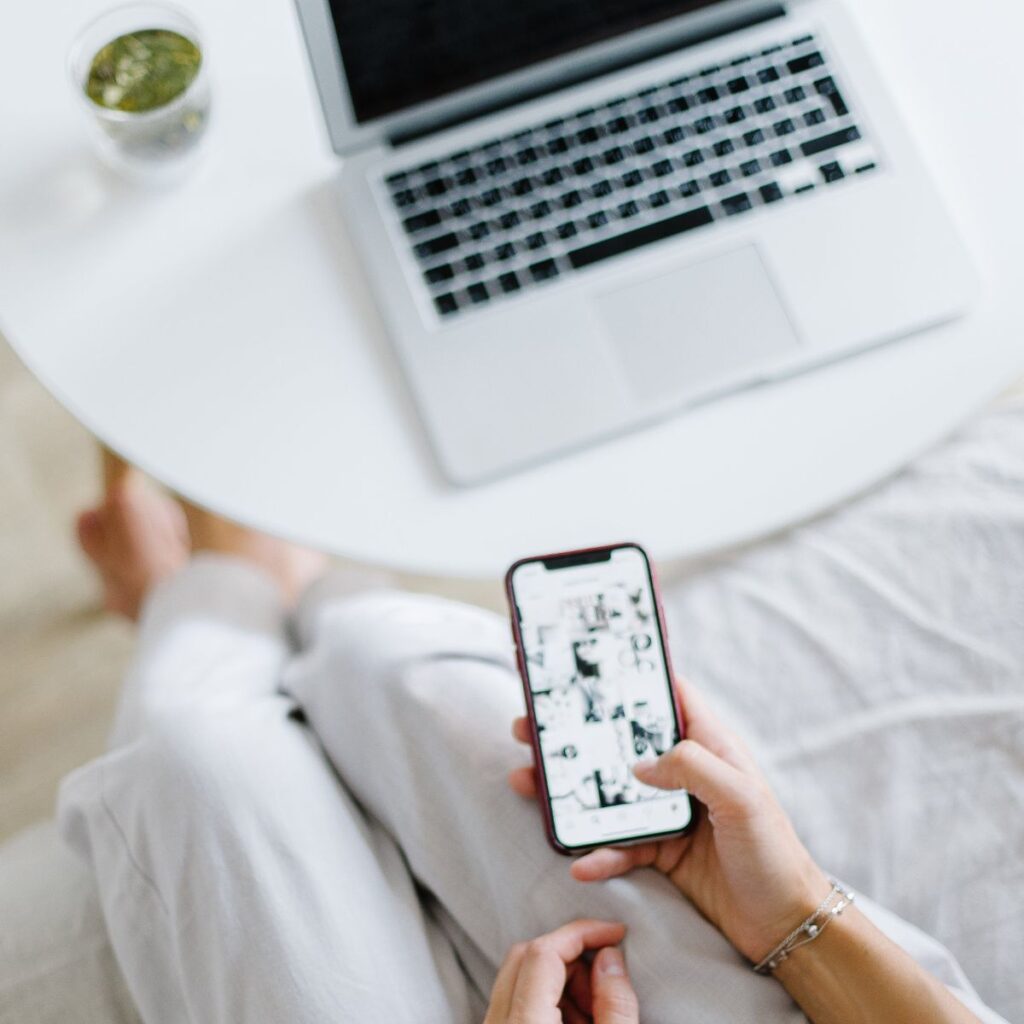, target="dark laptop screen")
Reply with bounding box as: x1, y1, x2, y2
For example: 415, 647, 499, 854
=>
329, 0, 723, 123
